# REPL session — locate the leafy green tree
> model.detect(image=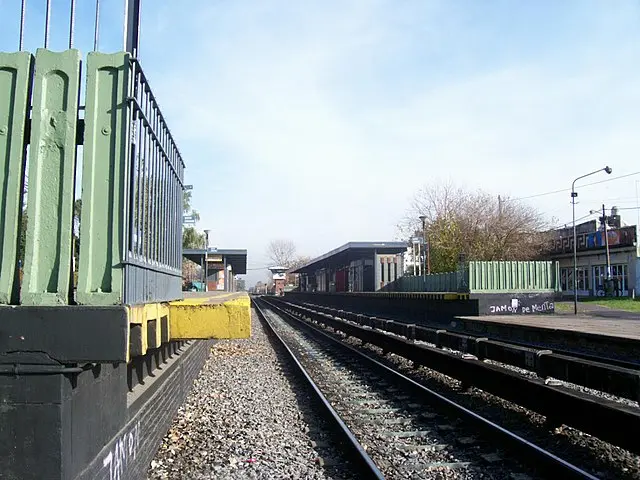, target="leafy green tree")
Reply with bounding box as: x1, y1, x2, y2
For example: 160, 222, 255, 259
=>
183, 226, 206, 249
398, 181, 552, 273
